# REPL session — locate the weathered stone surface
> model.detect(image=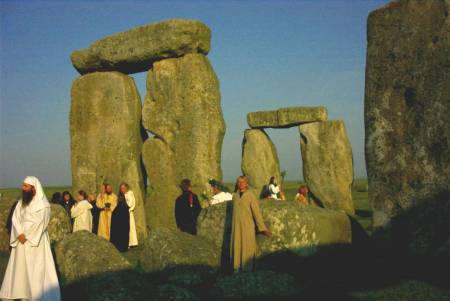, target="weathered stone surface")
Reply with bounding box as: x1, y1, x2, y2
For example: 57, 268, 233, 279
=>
299, 120, 355, 214
0, 198, 71, 252
247, 106, 327, 128
54, 231, 131, 284
197, 200, 352, 260
0, 198, 16, 252
142, 53, 225, 229
71, 19, 211, 75
48, 204, 72, 244
54, 231, 143, 301
365, 0, 450, 240
212, 270, 301, 299
139, 227, 219, 273
70, 71, 147, 241
142, 139, 179, 230
241, 129, 281, 197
